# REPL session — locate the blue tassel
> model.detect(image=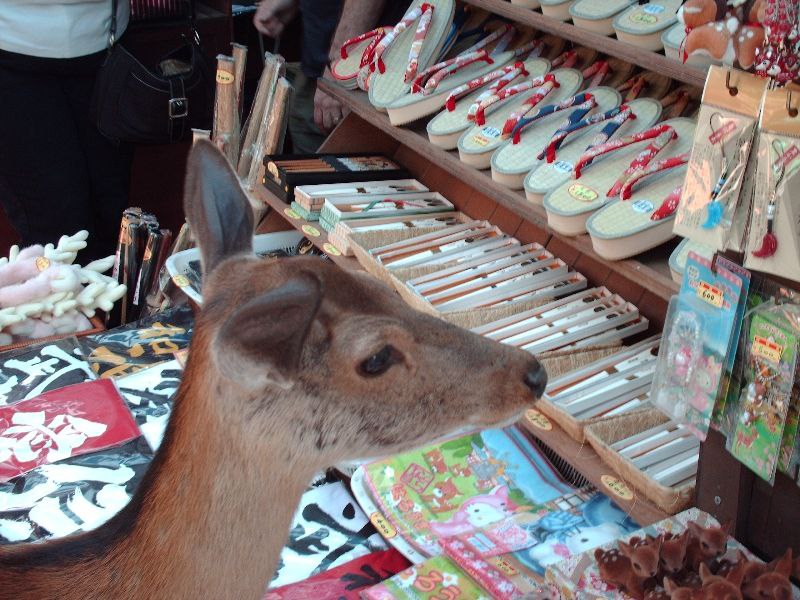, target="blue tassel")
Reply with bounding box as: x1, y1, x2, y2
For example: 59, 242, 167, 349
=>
702, 200, 724, 229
